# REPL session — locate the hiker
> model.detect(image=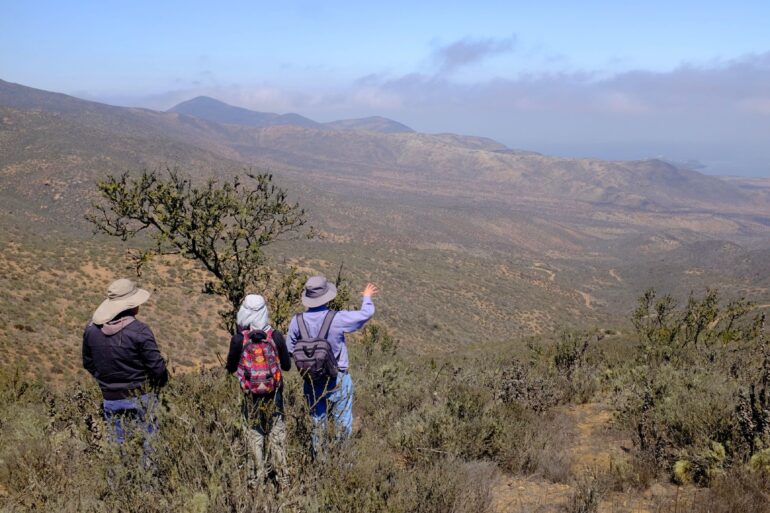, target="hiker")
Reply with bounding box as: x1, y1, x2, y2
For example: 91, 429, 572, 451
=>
226, 294, 291, 488
82, 278, 168, 459
288, 276, 378, 446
